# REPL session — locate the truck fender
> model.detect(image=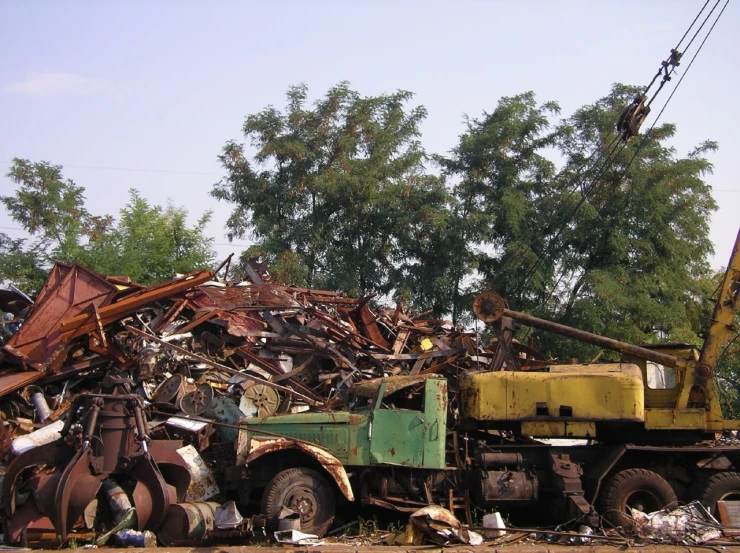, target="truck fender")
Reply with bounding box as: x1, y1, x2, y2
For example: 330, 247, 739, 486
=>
246, 439, 354, 502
